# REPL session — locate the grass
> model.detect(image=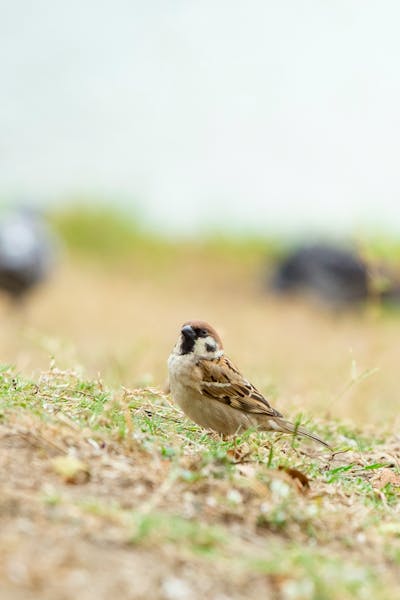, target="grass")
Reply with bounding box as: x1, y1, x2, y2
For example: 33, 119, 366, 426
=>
1, 364, 400, 599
